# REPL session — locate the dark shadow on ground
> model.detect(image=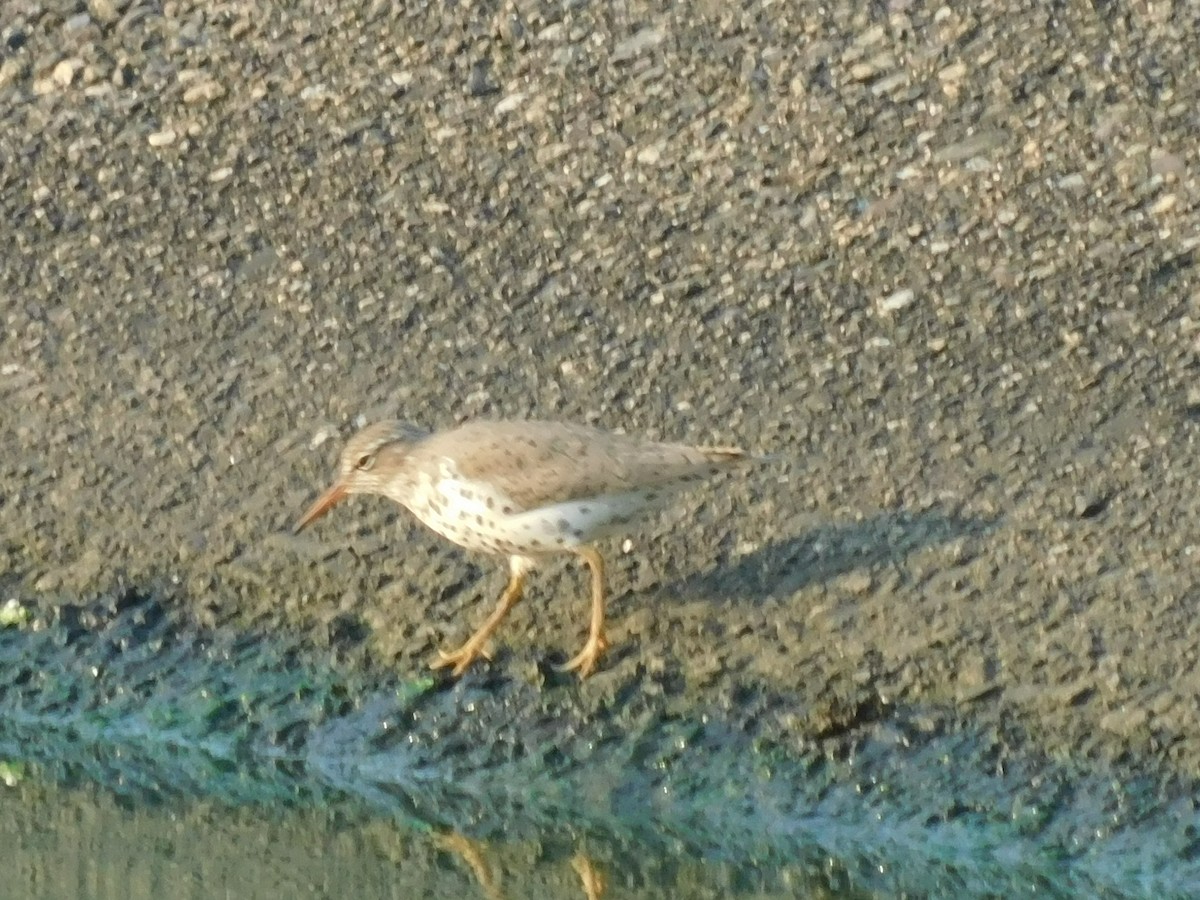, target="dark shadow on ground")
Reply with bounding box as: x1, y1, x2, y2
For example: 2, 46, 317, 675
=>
667, 509, 1002, 605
